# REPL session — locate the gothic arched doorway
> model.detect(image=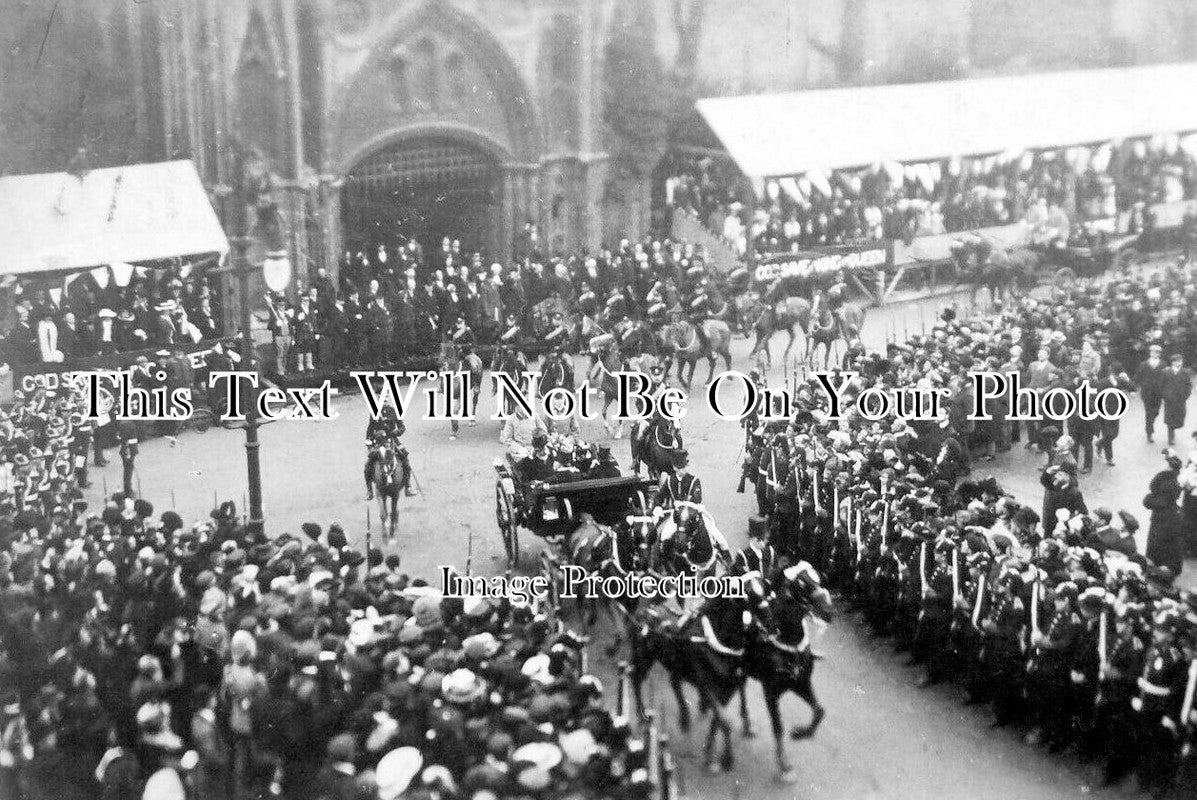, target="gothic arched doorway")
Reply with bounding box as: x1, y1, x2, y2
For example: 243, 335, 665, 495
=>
341, 135, 501, 265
